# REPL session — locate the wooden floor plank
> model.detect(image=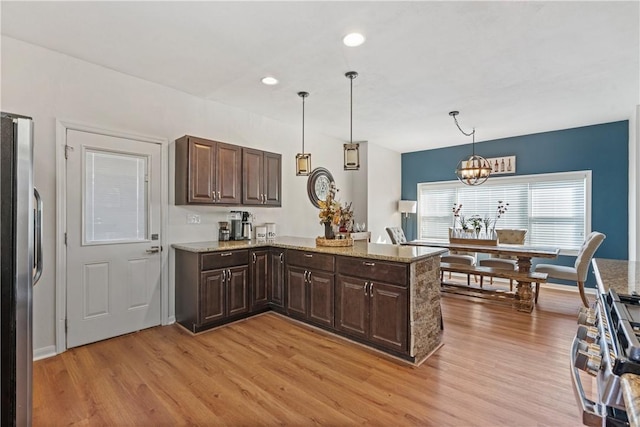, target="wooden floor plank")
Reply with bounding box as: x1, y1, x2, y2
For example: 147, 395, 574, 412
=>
34, 286, 589, 426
